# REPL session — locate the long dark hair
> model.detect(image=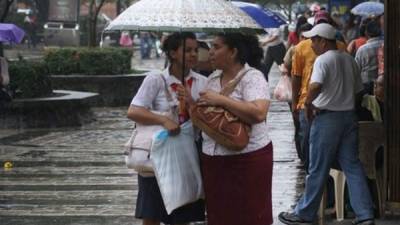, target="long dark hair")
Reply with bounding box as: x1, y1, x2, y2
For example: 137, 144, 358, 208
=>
161, 32, 197, 63
216, 33, 263, 68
